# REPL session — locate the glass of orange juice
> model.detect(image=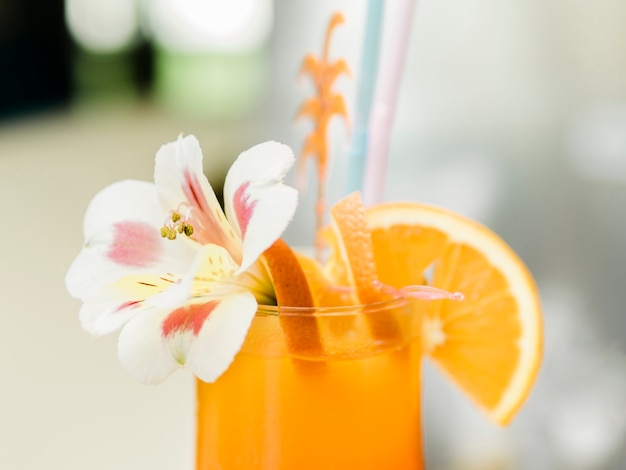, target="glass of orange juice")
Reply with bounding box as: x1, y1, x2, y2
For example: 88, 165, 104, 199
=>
195, 297, 425, 470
